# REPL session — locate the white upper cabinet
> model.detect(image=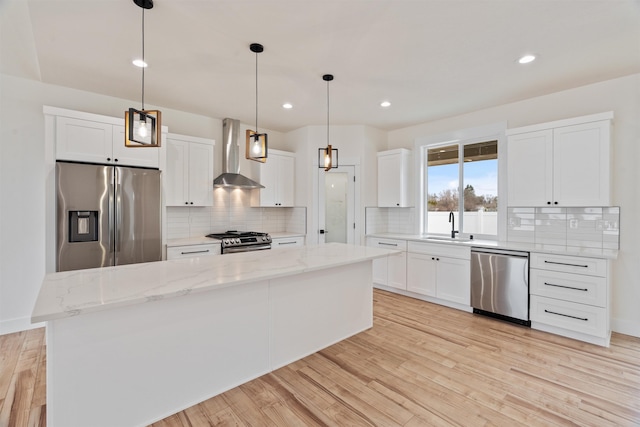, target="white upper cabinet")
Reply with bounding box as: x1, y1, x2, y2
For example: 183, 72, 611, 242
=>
378, 149, 413, 207
251, 150, 295, 207
507, 112, 612, 207
165, 134, 215, 207
552, 121, 610, 206
507, 130, 553, 207
55, 116, 159, 168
